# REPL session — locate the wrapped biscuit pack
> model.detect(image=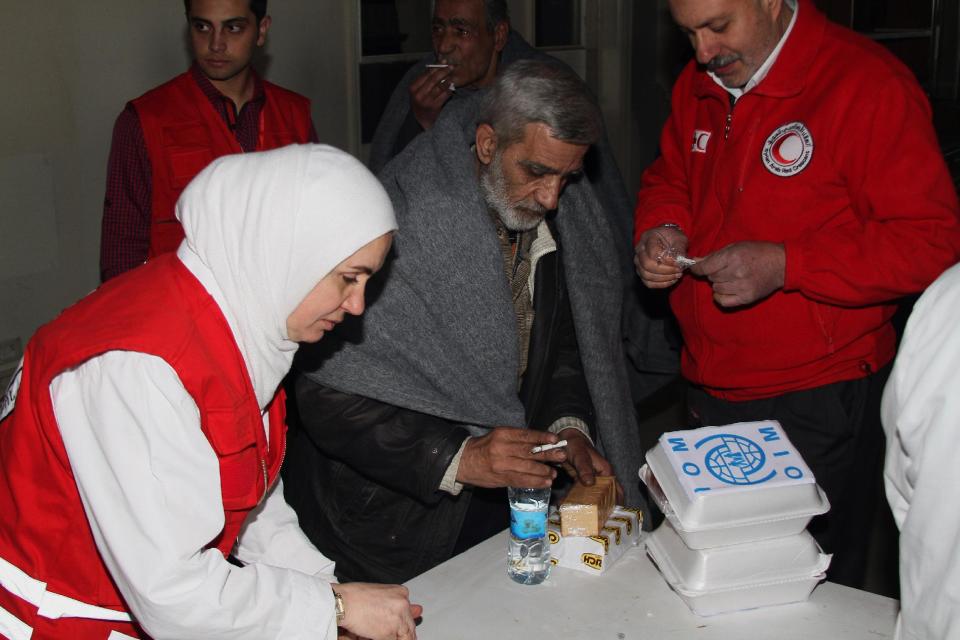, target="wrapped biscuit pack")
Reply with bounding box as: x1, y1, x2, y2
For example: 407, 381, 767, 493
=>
559, 475, 617, 537
547, 506, 642, 575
